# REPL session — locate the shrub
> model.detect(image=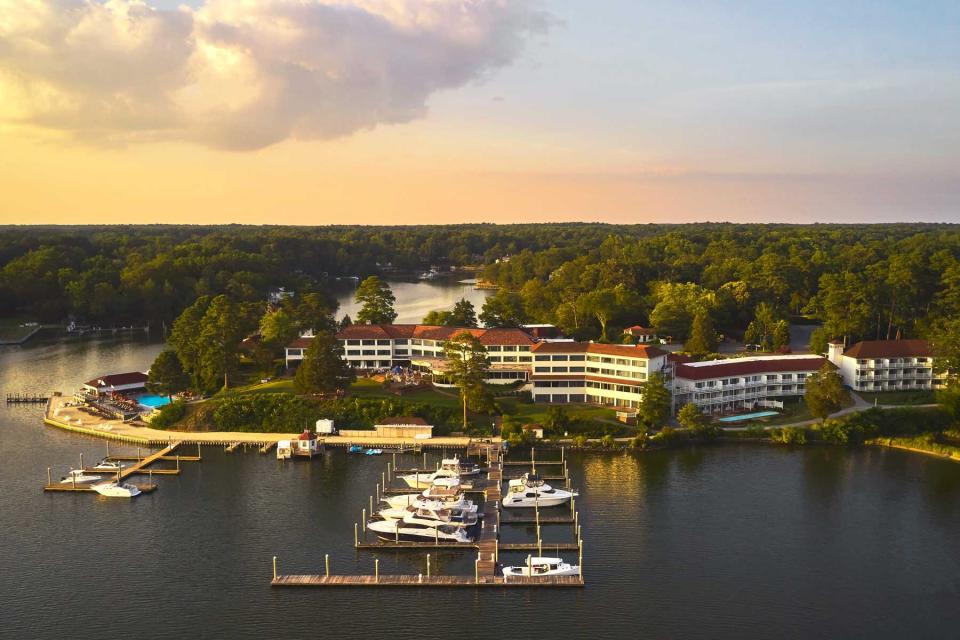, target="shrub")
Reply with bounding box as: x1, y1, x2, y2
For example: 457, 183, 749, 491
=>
600, 434, 616, 448
150, 400, 187, 428
770, 426, 807, 445
213, 393, 315, 432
